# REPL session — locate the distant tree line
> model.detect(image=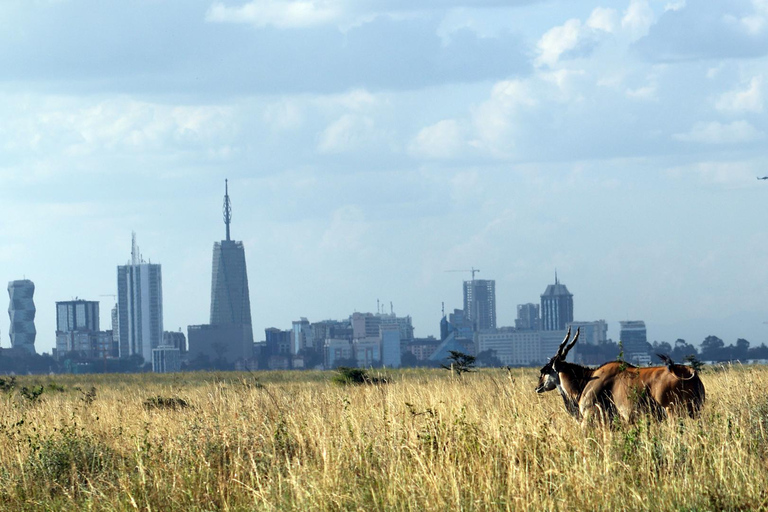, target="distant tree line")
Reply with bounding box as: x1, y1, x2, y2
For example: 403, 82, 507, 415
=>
577, 336, 768, 366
